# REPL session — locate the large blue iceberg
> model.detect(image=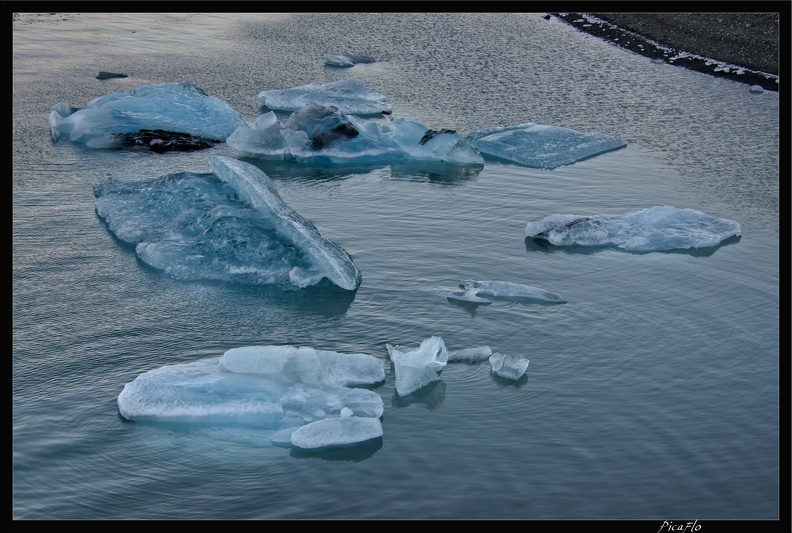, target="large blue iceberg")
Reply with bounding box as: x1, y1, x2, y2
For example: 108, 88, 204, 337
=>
525, 205, 742, 252
49, 82, 247, 150
227, 103, 484, 165
258, 79, 392, 115
117, 345, 386, 448
94, 156, 362, 290
465, 122, 627, 169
